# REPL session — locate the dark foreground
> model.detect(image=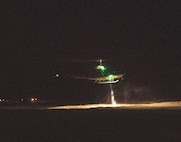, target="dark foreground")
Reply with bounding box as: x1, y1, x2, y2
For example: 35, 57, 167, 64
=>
0, 108, 181, 142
